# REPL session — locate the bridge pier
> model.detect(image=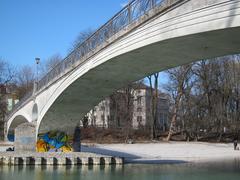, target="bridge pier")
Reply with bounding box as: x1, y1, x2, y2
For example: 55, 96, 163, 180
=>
47, 157, 57, 165
104, 157, 112, 165
35, 157, 43, 165
14, 123, 36, 152
93, 157, 101, 165
57, 157, 66, 165
81, 157, 89, 165
14, 157, 24, 165
0, 154, 124, 166
115, 157, 124, 164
